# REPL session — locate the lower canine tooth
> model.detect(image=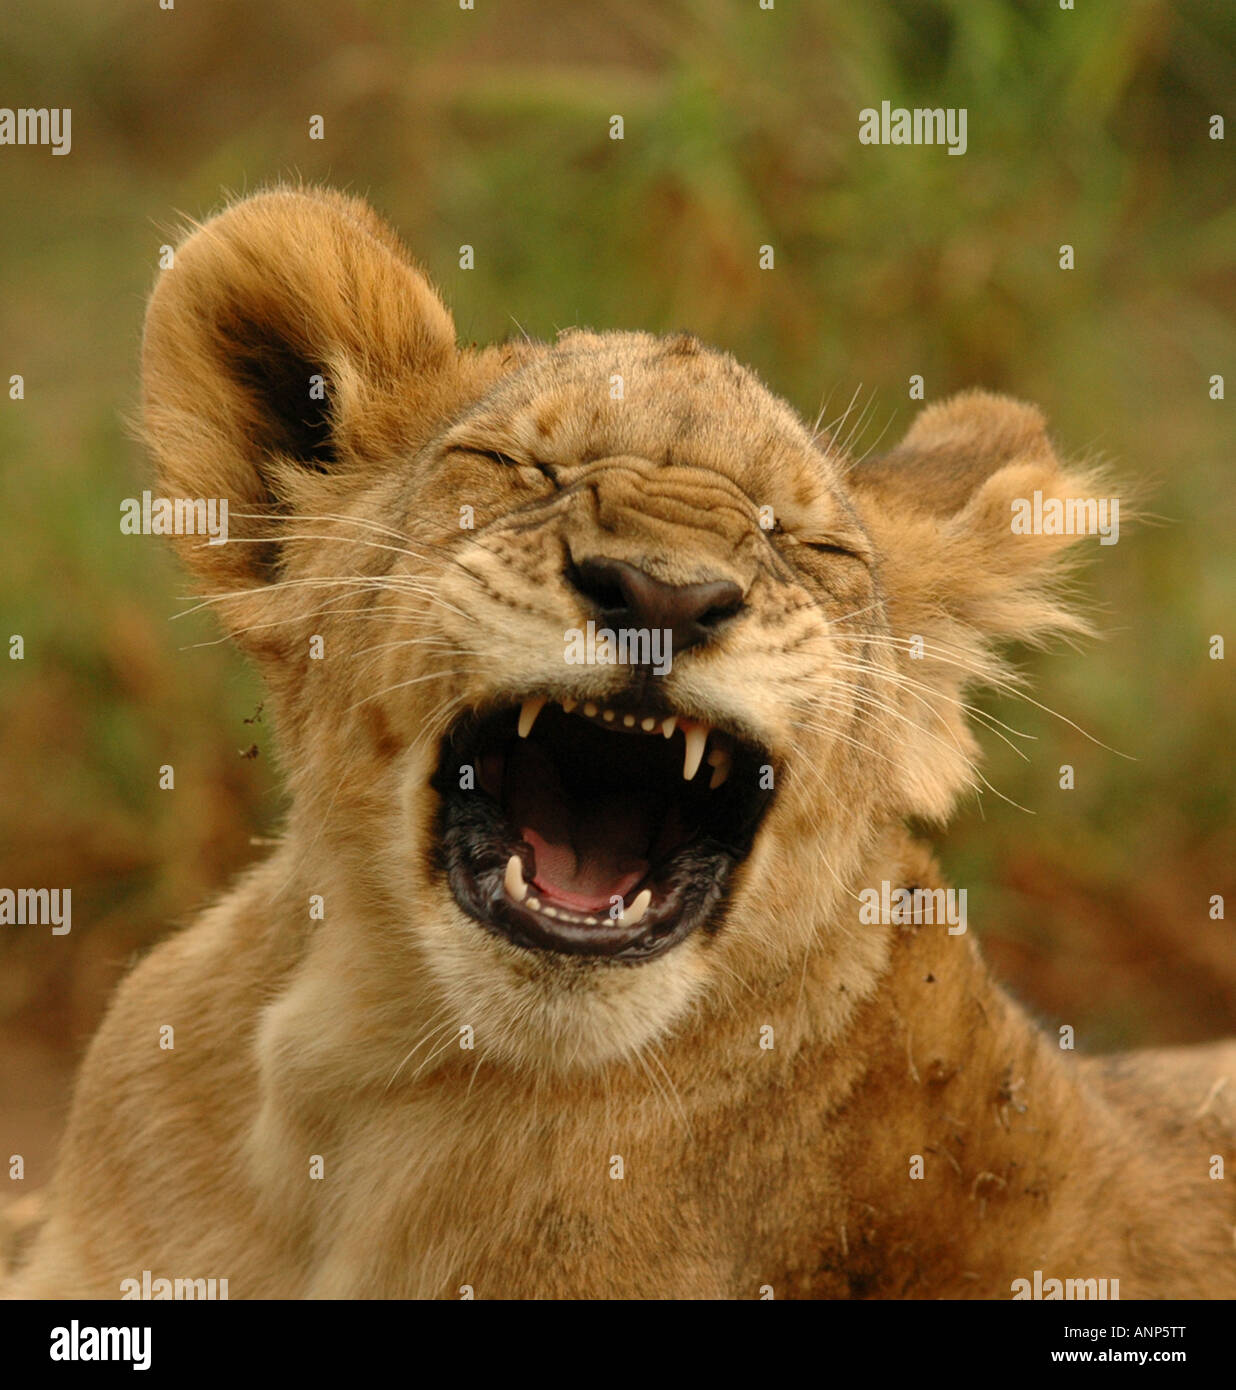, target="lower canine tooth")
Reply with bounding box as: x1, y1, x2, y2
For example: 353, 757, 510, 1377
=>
504, 855, 529, 902
709, 756, 731, 790
682, 724, 709, 780
518, 695, 548, 738
623, 888, 652, 926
